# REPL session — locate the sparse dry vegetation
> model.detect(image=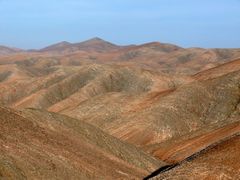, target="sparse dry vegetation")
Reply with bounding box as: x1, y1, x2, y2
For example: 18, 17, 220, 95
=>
0, 39, 239, 179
